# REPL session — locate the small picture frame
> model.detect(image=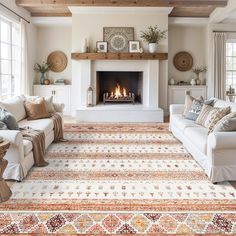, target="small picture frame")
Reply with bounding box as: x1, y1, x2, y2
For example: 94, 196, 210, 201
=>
96, 41, 108, 53
129, 41, 140, 53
